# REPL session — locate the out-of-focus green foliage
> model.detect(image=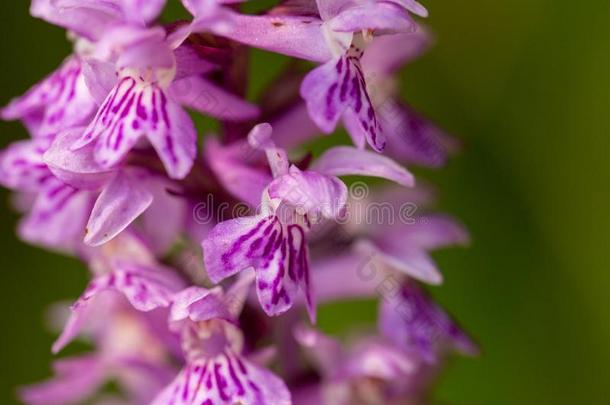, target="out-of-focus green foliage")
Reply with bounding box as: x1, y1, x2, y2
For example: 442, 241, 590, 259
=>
1, 1, 609, 404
